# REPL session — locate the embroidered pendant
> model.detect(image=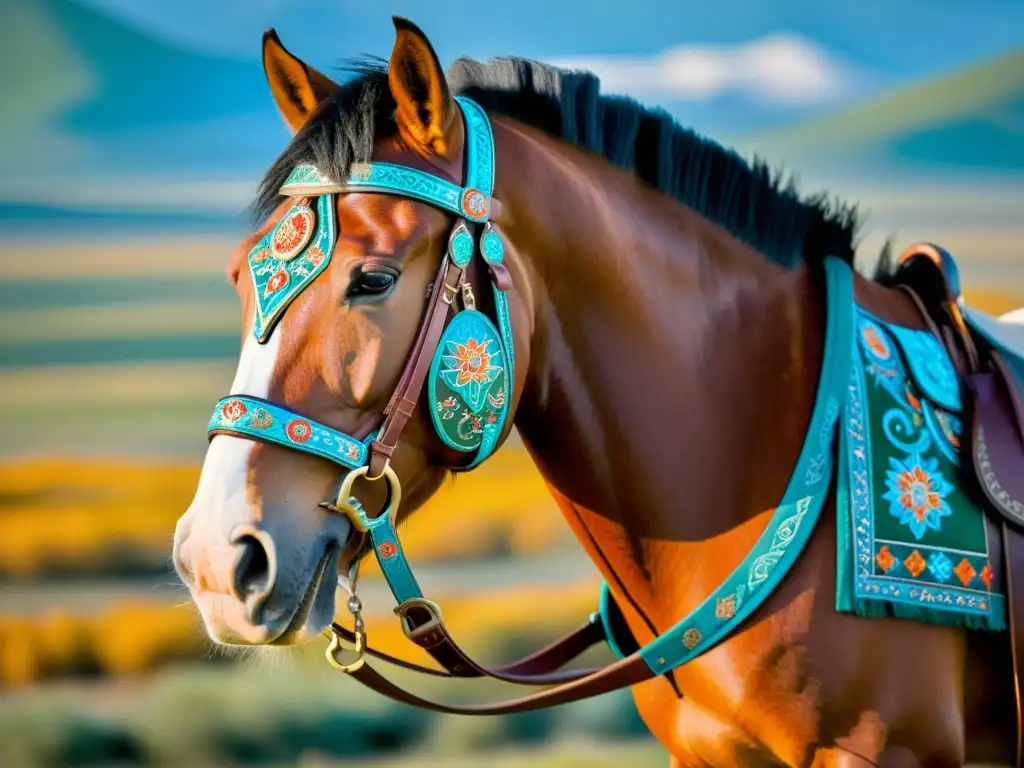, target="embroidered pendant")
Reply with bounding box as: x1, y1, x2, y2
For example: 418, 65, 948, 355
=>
248, 193, 337, 343
270, 199, 316, 260
428, 309, 507, 452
